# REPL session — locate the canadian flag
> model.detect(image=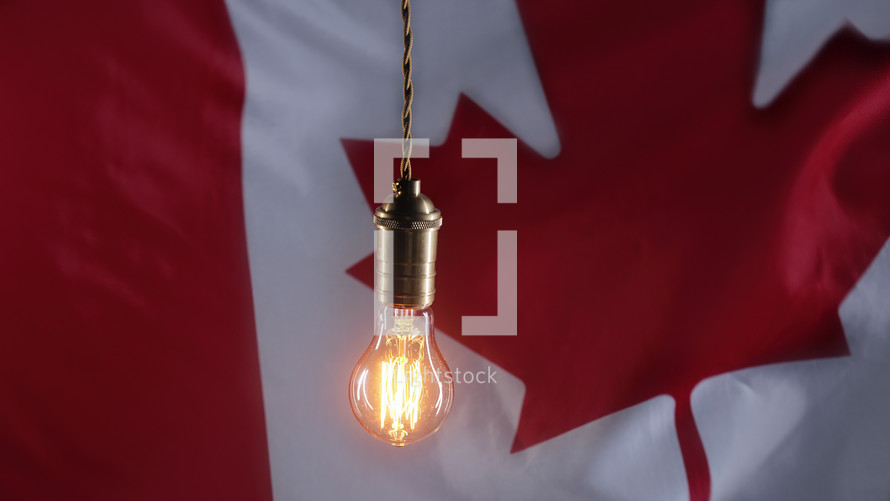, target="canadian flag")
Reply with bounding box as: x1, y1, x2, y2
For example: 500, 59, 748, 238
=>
2, 1, 890, 500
